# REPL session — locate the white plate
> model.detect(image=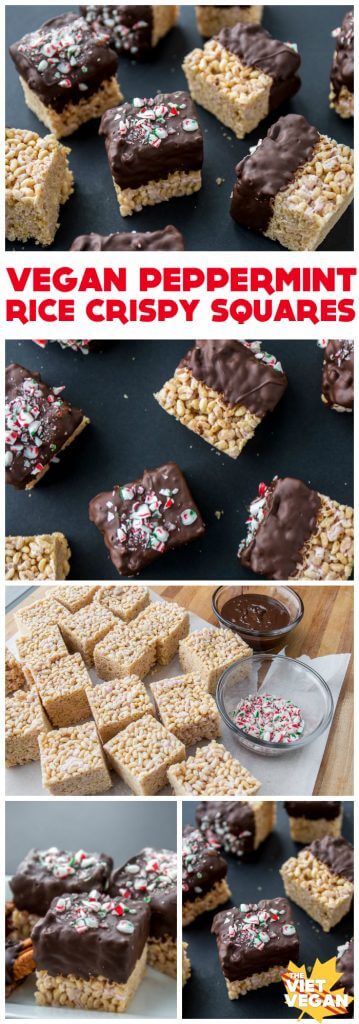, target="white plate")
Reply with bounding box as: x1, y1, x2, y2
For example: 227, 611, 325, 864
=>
5, 881, 177, 1019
